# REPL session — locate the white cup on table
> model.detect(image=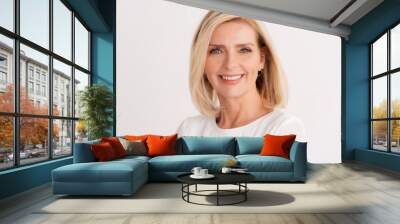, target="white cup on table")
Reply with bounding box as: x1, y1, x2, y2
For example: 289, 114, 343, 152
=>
221, 167, 232, 174
191, 167, 202, 176
200, 169, 208, 176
